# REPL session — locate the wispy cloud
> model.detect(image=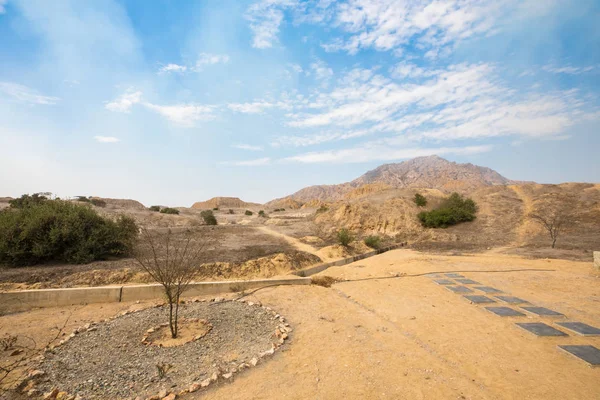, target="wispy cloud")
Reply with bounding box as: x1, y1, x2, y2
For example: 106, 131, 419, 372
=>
158, 63, 188, 74
94, 136, 120, 143
143, 103, 215, 127
245, 0, 296, 49
542, 65, 596, 75
223, 157, 271, 166
233, 143, 264, 151
105, 89, 142, 113
0, 82, 59, 105
227, 100, 292, 114
0, 0, 7, 14
284, 144, 492, 164
196, 53, 230, 67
